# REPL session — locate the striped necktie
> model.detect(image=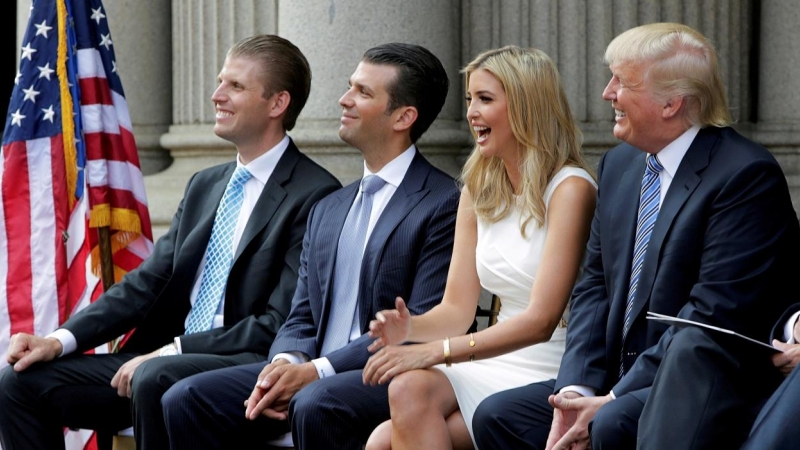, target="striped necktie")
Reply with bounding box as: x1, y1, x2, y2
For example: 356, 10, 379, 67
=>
620, 154, 664, 377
